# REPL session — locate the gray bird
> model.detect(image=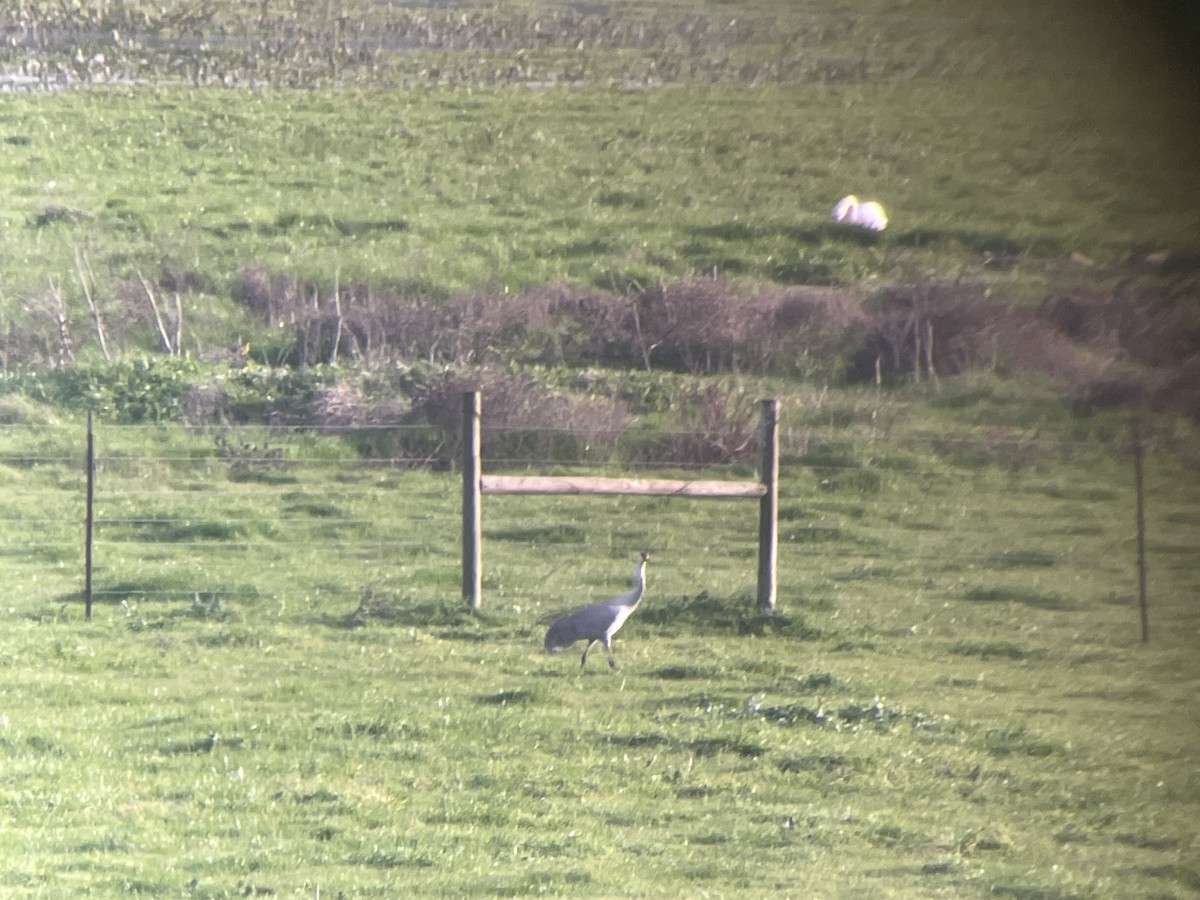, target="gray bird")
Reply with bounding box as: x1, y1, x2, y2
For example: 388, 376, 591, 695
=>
544, 551, 649, 670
